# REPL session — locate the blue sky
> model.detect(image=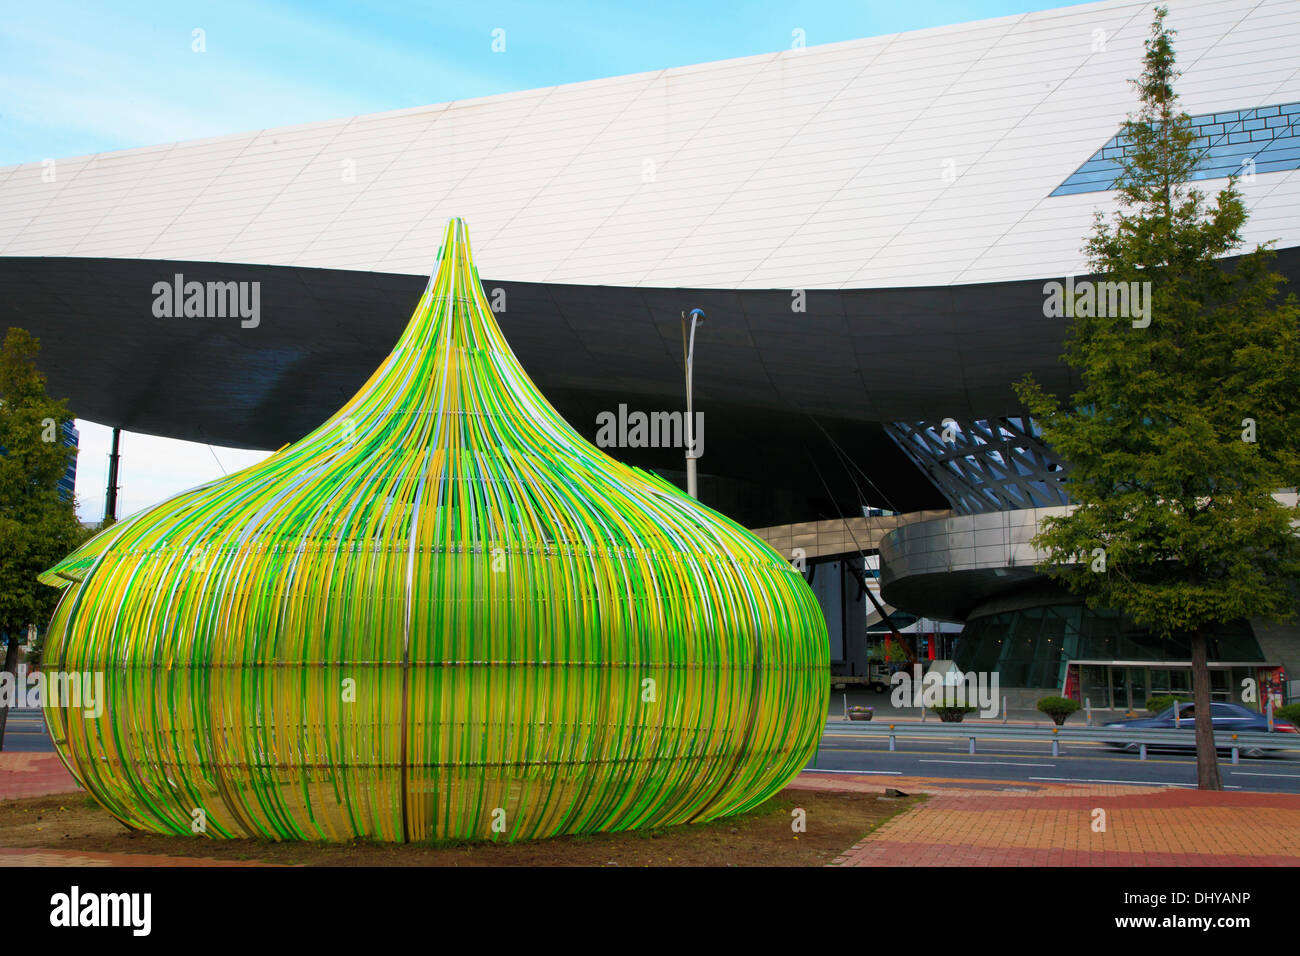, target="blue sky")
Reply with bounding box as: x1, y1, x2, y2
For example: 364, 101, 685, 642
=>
2, 0, 1098, 166
3, 0, 1099, 522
